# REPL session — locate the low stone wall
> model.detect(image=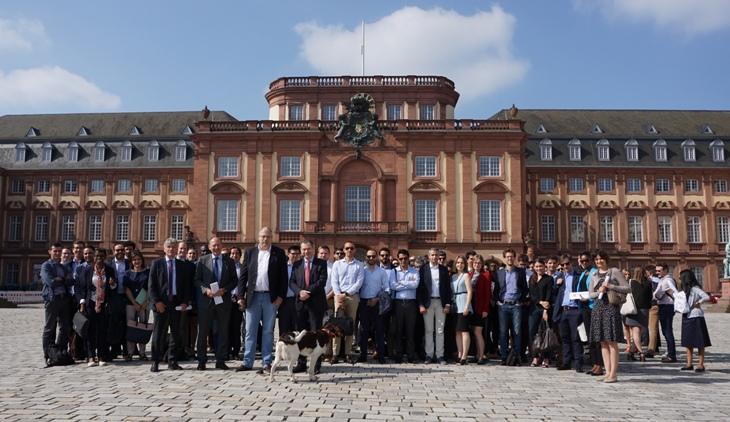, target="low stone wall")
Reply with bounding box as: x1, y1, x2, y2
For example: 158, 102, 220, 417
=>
0, 291, 43, 305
